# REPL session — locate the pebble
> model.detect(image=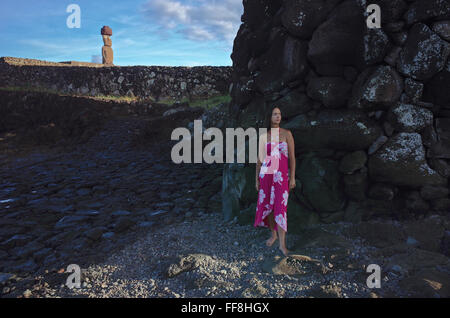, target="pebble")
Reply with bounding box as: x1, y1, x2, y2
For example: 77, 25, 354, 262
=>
23, 289, 32, 298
